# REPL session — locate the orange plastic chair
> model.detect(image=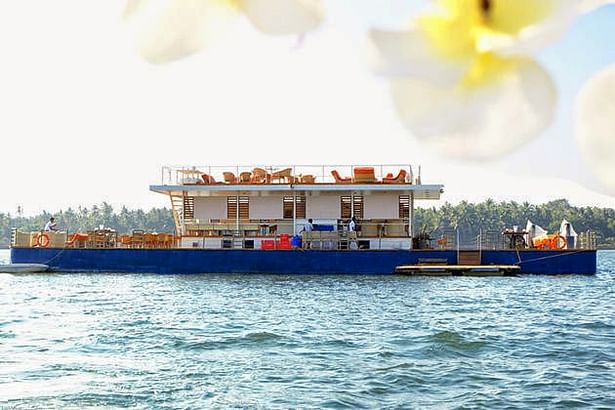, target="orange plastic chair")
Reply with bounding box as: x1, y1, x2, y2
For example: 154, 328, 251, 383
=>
382, 169, 408, 184
201, 174, 217, 184
331, 170, 352, 183
353, 167, 376, 183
